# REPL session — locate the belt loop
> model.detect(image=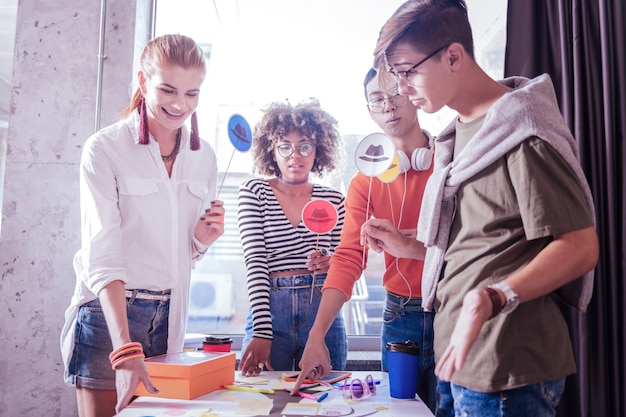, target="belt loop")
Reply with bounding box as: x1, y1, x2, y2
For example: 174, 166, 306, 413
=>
127, 289, 137, 303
